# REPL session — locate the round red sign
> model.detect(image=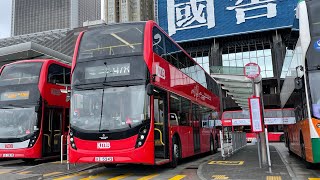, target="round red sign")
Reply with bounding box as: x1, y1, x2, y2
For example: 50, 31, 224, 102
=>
244, 63, 261, 79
